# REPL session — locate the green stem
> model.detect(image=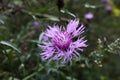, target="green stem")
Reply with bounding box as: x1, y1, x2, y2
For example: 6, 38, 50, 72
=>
22, 67, 44, 80
59, 9, 61, 21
